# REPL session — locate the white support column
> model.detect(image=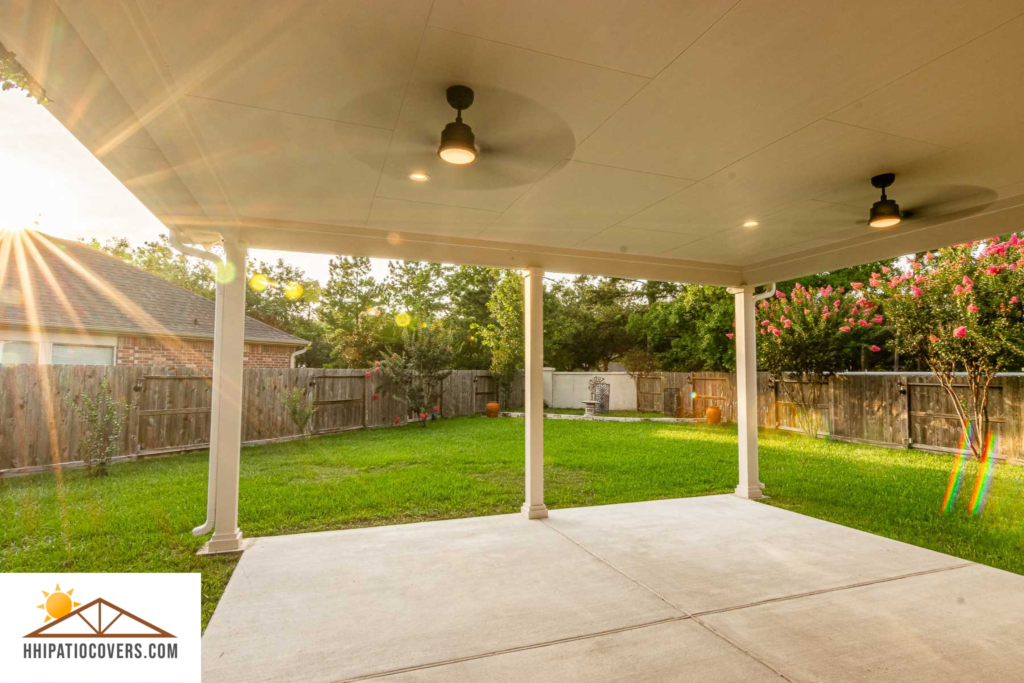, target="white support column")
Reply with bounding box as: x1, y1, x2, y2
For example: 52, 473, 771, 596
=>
206, 240, 250, 552
522, 267, 548, 519
728, 285, 763, 500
